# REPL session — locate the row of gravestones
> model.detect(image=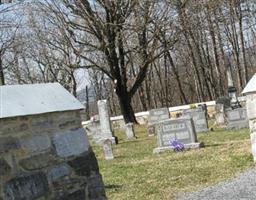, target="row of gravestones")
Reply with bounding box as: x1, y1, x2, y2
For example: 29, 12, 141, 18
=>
148, 106, 207, 153
149, 104, 249, 153
88, 100, 249, 157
